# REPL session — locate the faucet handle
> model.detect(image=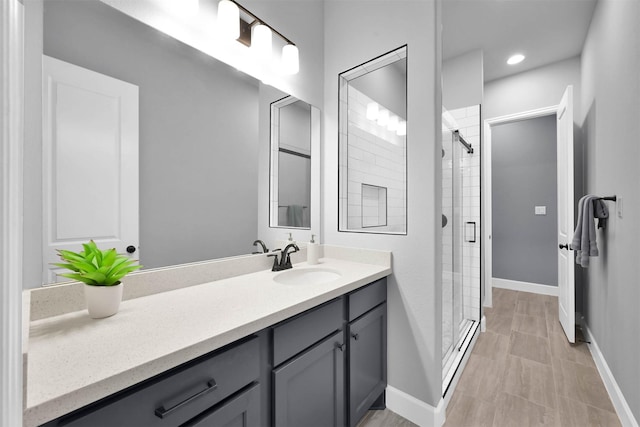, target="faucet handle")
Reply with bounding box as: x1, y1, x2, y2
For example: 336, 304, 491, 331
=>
267, 253, 280, 271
